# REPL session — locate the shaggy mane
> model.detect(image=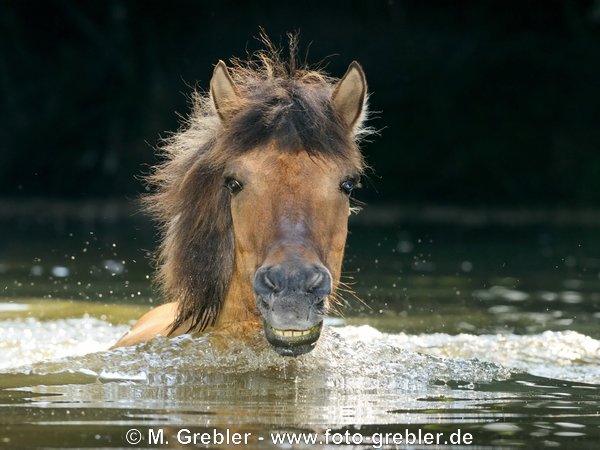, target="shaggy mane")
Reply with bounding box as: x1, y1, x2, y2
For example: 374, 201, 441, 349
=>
145, 34, 371, 334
